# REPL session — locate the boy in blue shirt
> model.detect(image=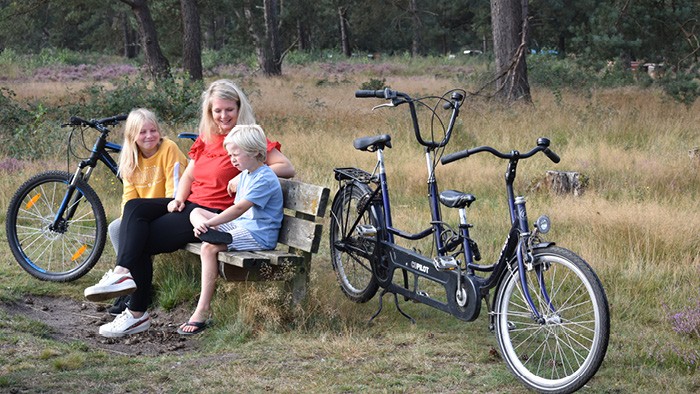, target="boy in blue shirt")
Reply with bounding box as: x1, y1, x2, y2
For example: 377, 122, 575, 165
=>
179, 124, 283, 335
